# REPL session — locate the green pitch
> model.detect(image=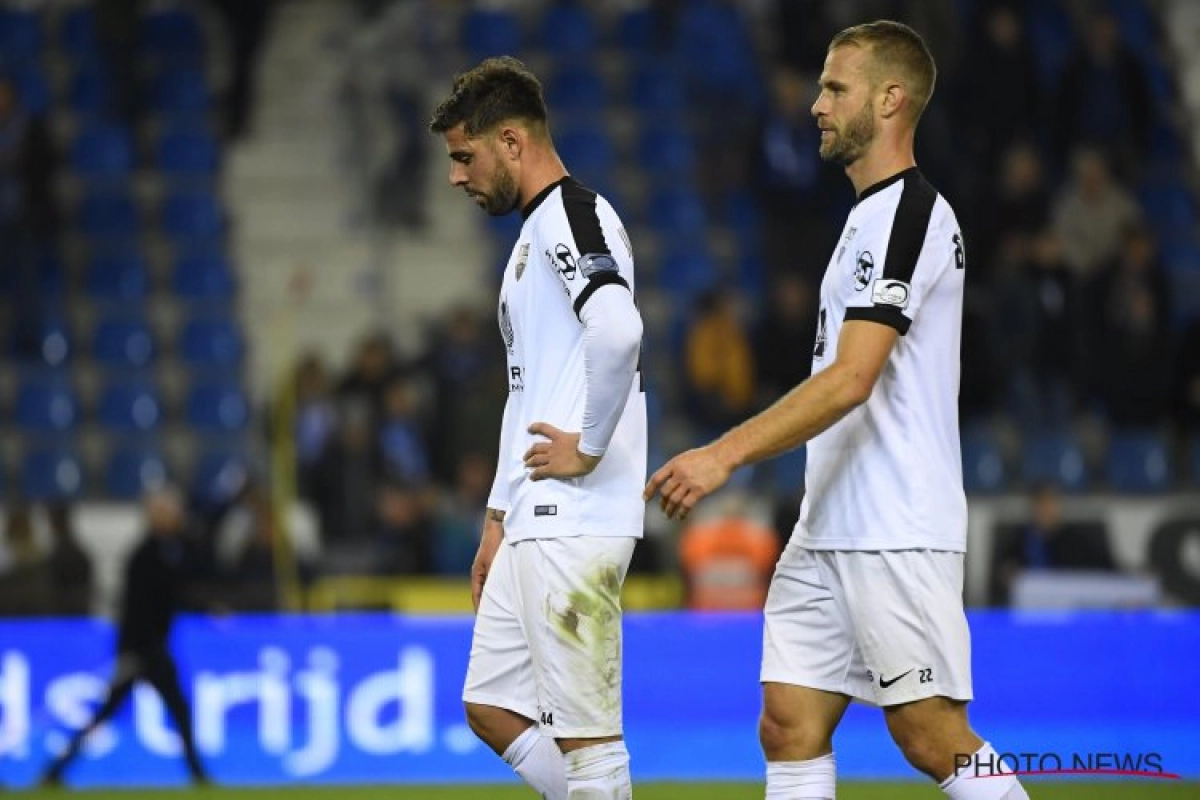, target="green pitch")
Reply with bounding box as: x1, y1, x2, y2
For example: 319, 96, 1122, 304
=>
15, 782, 1198, 798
